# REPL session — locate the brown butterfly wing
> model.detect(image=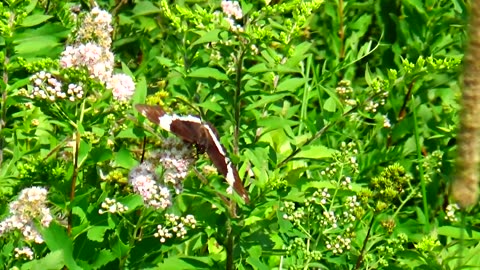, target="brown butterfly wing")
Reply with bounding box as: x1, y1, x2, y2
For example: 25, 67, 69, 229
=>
135, 104, 166, 125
